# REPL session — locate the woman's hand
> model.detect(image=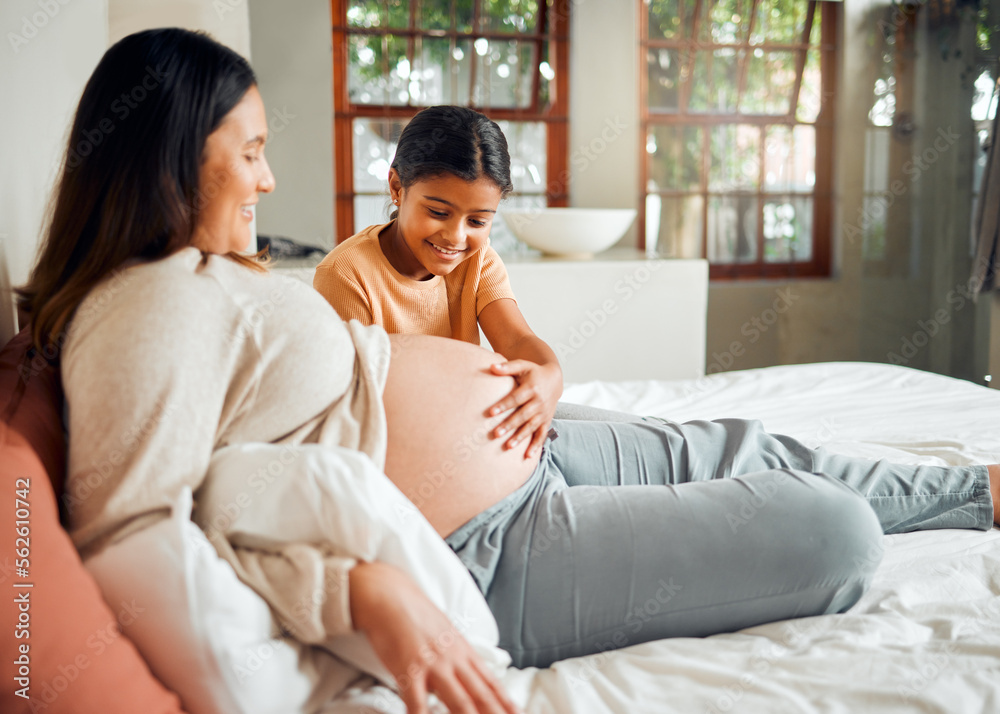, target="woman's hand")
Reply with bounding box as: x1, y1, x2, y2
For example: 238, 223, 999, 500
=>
487, 360, 562, 459
350, 561, 521, 714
